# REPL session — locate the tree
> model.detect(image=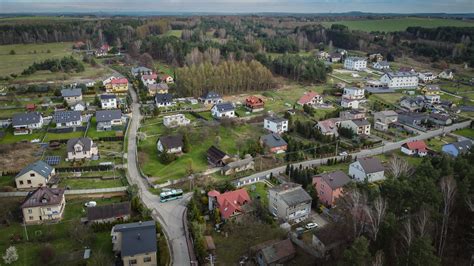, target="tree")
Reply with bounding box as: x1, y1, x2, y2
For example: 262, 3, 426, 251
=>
405, 237, 441, 266
88, 250, 112, 266
68, 220, 94, 245
139, 53, 154, 69
340, 236, 372, 266
2, 246, 18, 265
386, 155, 413, 178
364, 195, 387, 242
182, 133, 190, 153
437, 175, 457, 256
9, 50, 15, 55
